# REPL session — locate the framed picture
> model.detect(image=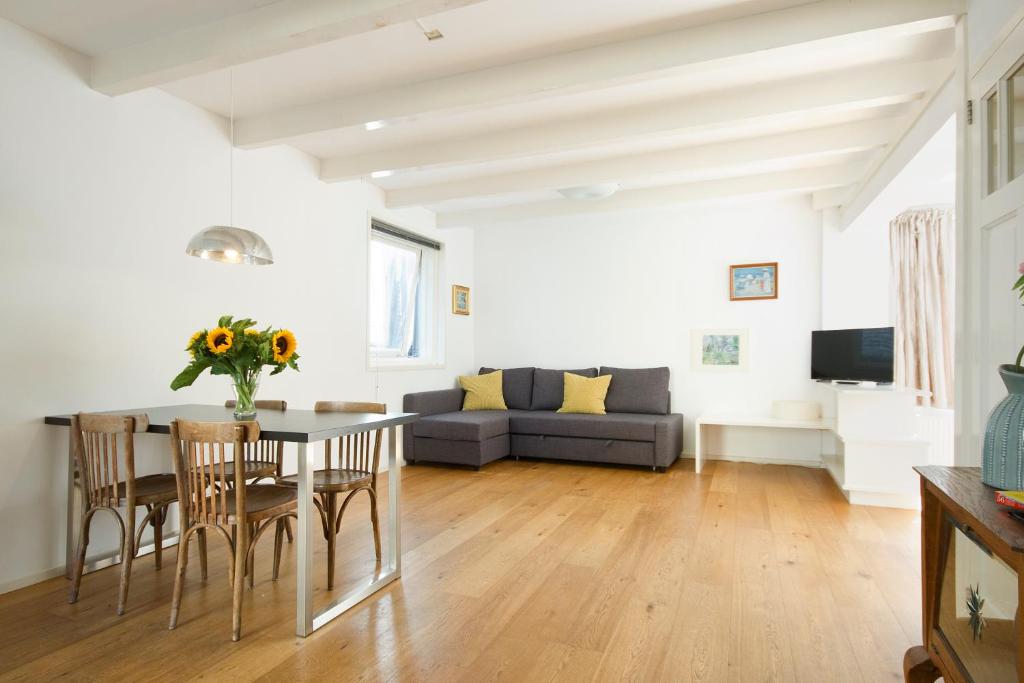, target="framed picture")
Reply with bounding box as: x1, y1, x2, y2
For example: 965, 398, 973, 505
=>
452, 284, 470, 316
691, 329, 749, 371
730, 262, 778, 301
